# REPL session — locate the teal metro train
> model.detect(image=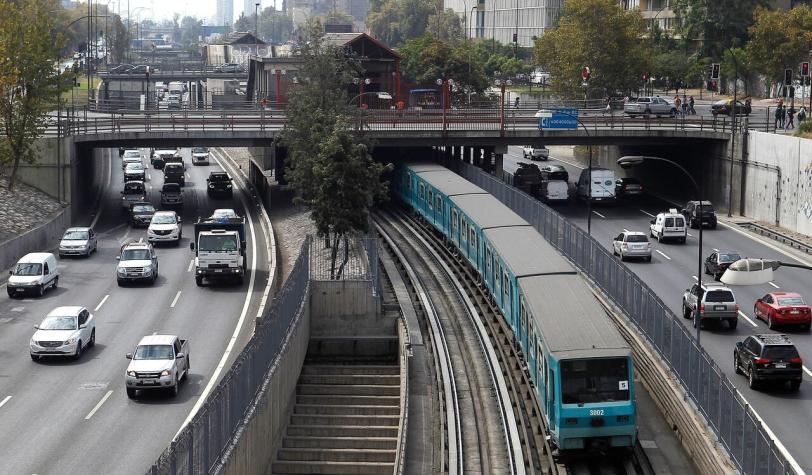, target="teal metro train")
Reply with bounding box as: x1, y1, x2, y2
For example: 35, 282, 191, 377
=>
393, 162, 637, 452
